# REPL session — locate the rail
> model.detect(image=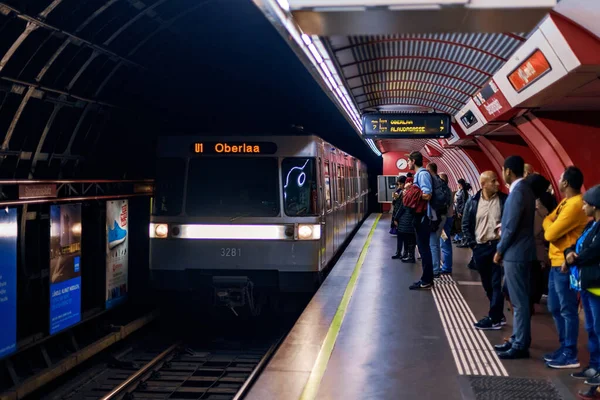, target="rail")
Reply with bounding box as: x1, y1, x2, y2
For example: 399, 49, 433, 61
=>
232, 334, 285, 400
99, 342, 181, 400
